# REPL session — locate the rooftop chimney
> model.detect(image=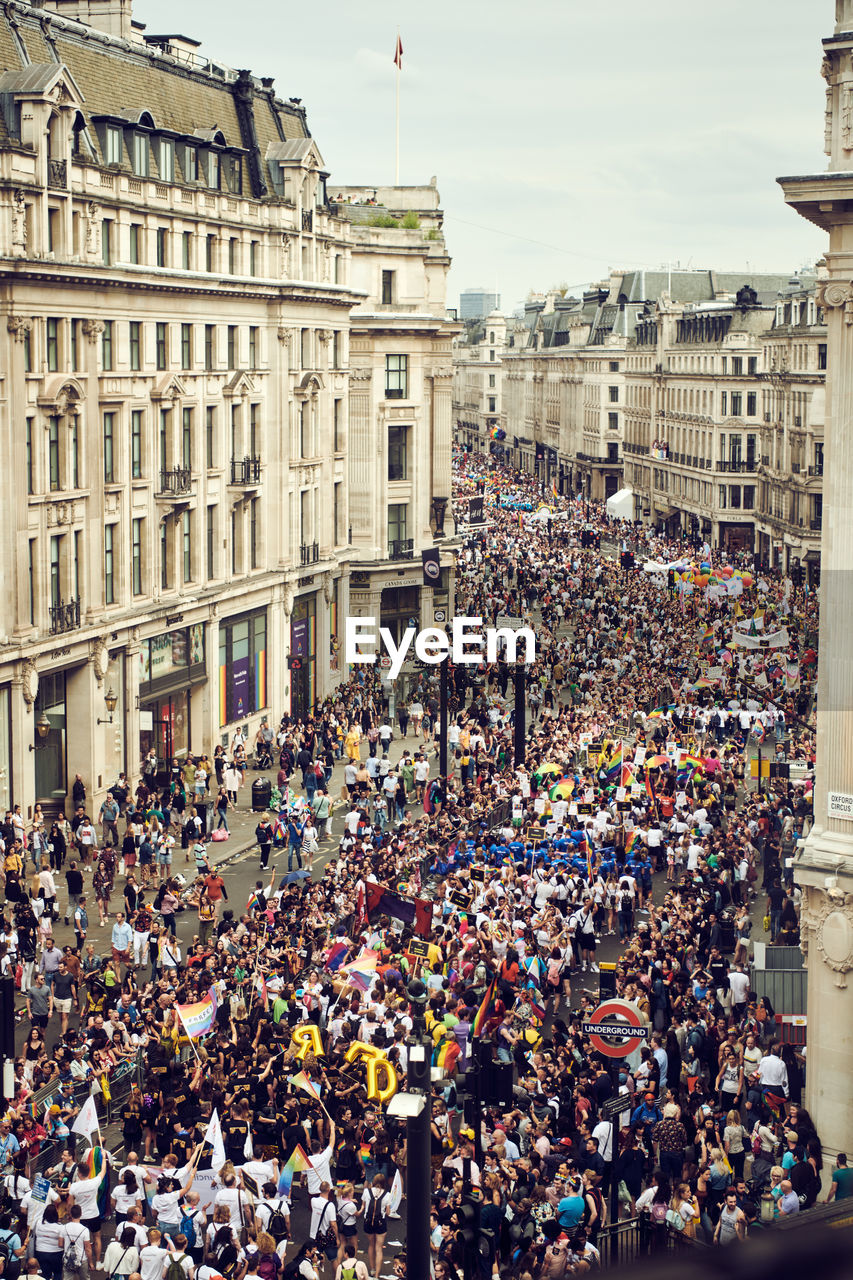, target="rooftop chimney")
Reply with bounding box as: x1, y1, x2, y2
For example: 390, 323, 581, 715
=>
40, 0, 134, 41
